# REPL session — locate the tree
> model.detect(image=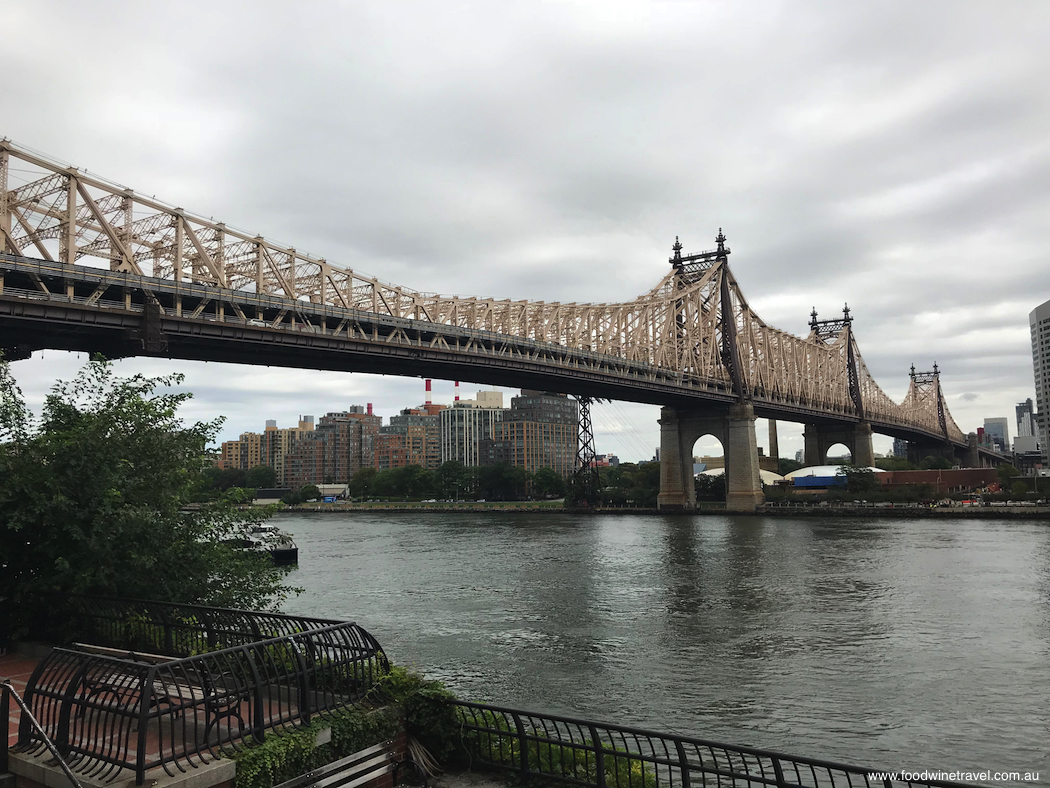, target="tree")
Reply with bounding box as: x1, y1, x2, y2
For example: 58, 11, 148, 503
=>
478, 463, 530, 501
920, 455, 953, 470
694, 473, 726, 502
839, 464, 882, 495
997, 464, 1021, 486
0, 357, 297, 642
778, 458, 804, 476
435, 461, 470, 500
531, 467, 566, 499
600, 462, 660, 507
246, 465, 277, 488
351, 466, 377, 498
